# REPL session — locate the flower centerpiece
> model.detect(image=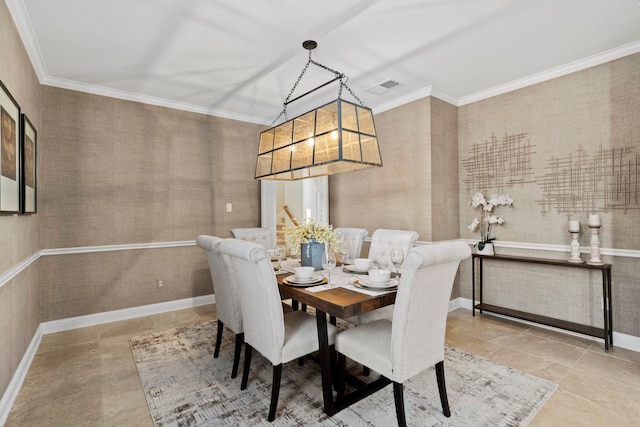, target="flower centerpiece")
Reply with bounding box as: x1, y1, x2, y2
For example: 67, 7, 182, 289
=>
468, 192, 514, 252
284, 219, 343, 270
